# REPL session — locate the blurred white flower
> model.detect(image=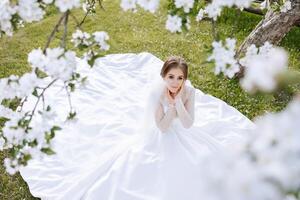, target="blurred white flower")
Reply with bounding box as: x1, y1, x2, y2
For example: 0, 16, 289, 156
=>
120, 0, 137, 12
284, 195, 298, 200
4, 157, 19, 175
28, 48, 47, 69
259, 0, 268, 9
234, 0, 252, 8
195, 98, 300, 199
0, 136, 5, 151
0, 0, 17, 36
54, 0, 81, 12
280, 0, 292, 12
2, 113, 27, 146
198, 154, 282, 200
17, 0, 45, 23
137, 0, 159, 13
82, 1, 96, 13
240, 42, 288, 93
174, 0, 194, 13
165, 15, 182, 33
0, 71, 41, 101
204, 0, 253, 20
93, 31, 110, 51
18, 72, 42, 97
71, 29, 91, 47
0, 105, 15, 119
205, 3, 222, 21
196, 9, 206, 22
42, 0, 54, 4
248, 98, 300, 191
28, 47, 79, 81
208, 38, 240, 78
83, 50, 95, 61
82, 2, 88, 13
